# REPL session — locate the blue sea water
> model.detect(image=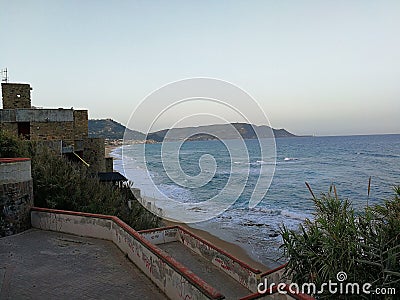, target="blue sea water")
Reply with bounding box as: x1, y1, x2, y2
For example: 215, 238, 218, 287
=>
113, 134, 400, 267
